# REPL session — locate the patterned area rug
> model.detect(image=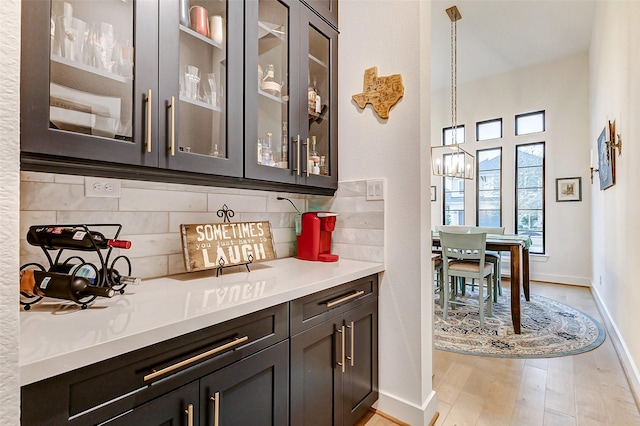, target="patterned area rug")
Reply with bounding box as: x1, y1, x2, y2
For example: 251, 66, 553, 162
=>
434, 290, 606, 358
